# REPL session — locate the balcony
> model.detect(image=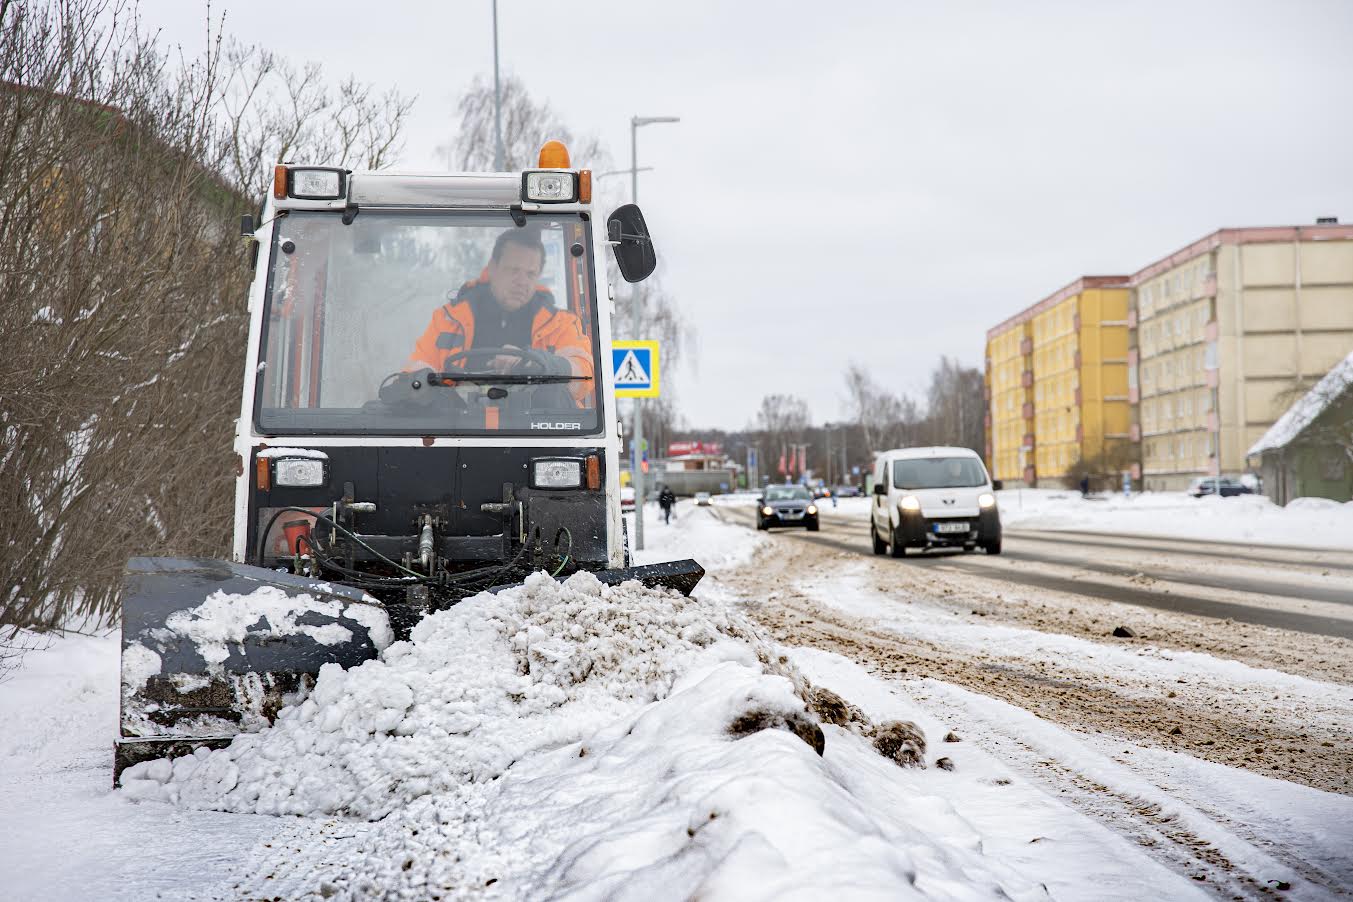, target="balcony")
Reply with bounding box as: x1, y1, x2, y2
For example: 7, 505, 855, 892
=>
1022, 402, 1034, 419
1022, 433, 1036, 449
1127, 308, 1137, 329
1020, 337, 1033, 356
1130, 423, 1141, 441
1021, 369, 1034, 388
